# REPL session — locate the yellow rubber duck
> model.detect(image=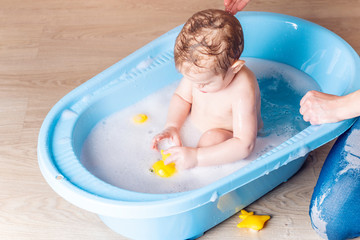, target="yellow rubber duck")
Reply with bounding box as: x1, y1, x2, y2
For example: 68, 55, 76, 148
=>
237, 209, 271, 231
151, 150, 177, 178
132, 113, 148, 124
